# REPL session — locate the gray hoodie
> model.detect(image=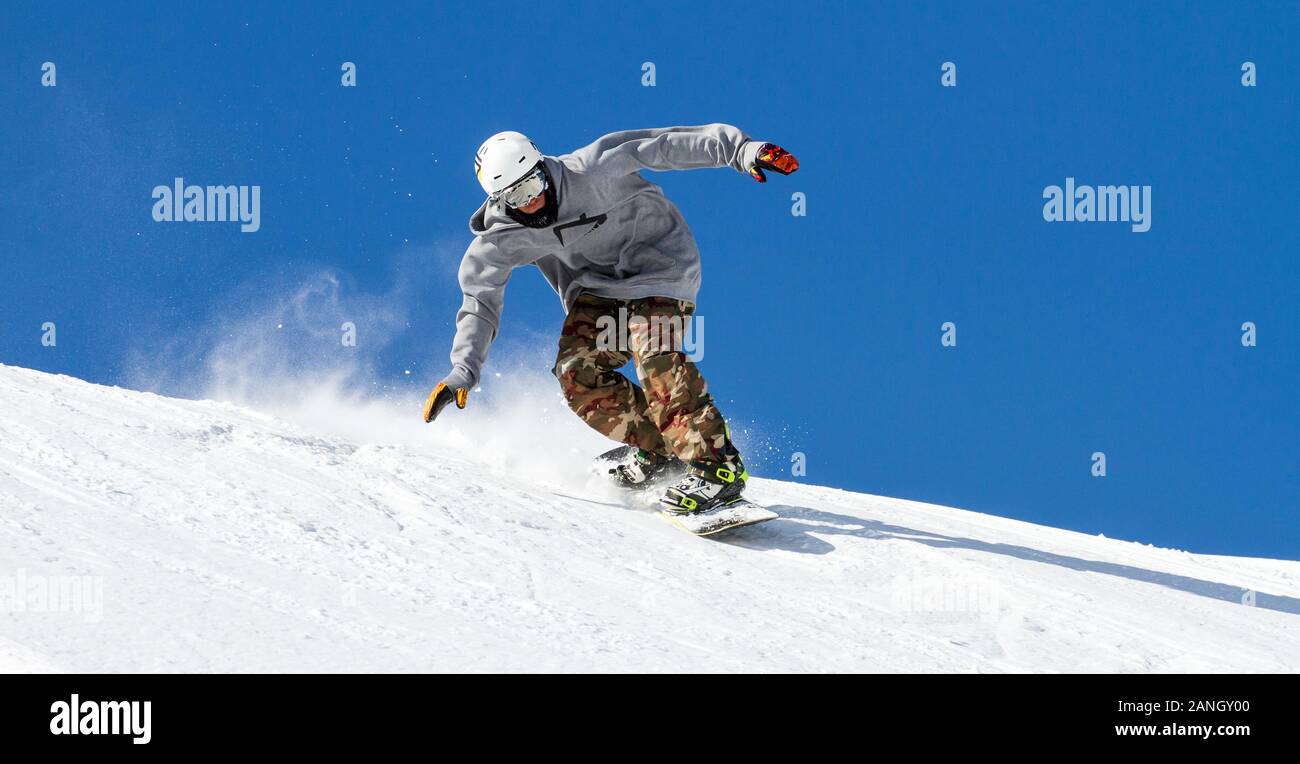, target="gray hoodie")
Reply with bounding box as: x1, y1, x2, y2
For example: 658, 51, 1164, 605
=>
442, 123, 768, 391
